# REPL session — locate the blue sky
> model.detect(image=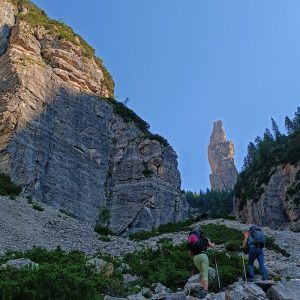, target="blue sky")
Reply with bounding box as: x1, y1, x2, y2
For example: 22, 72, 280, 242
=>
32, 0, 300, 191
